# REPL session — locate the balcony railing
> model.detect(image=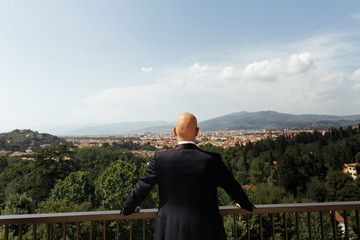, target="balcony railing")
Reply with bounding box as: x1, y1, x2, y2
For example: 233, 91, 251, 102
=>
0, 201, 359, 240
